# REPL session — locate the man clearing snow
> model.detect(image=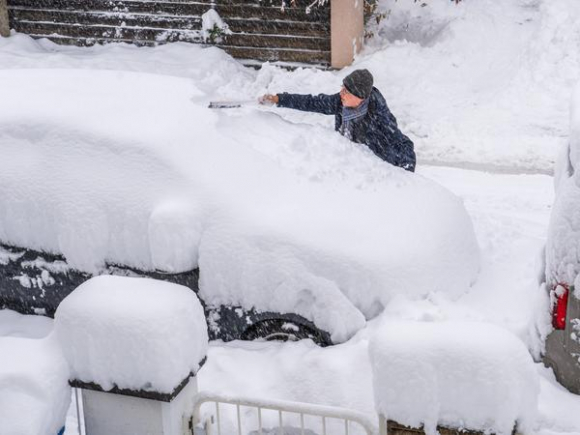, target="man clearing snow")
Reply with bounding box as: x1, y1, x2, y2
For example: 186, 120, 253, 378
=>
260, 69, 416, 172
